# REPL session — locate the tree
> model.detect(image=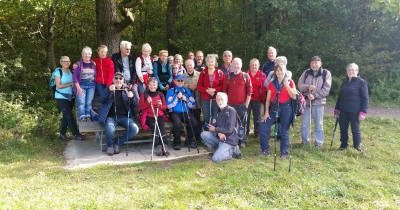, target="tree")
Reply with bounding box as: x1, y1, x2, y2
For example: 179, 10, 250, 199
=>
95, 0, 142, 54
